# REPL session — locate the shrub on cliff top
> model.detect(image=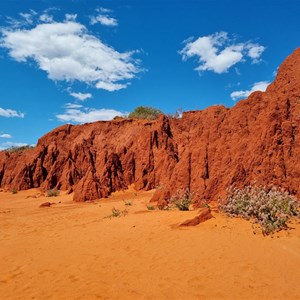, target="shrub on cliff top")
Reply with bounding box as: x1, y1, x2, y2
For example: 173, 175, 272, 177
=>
128, 106, 163, 120
219, 185, 300, 235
